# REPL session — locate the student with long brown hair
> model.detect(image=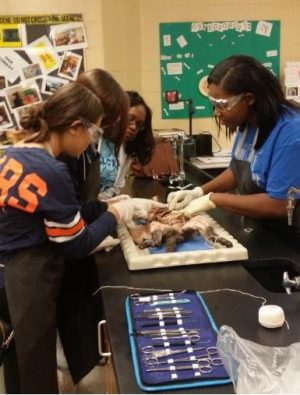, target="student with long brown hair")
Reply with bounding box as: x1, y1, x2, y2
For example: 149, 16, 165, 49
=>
0, 82, 164, 393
